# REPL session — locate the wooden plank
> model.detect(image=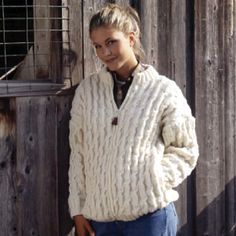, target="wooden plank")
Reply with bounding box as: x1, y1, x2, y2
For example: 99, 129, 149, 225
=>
195, 0, 227, 235
33, 0, 51, 79
185, 1, 196, 234
62, 0, 72, 87
49, 0, 63, 83
16, 96, 59, 235
139, 0, 188, 90
0, 102, 17, 235
57, 95, 74, 236
168, 0, 187, 91
138, 0, 159, 67
223, 1, 236, 234
156, 0, 187, 91
0, 81, 64, 97
138, 0, 188, 91
69, 0, 84, 85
